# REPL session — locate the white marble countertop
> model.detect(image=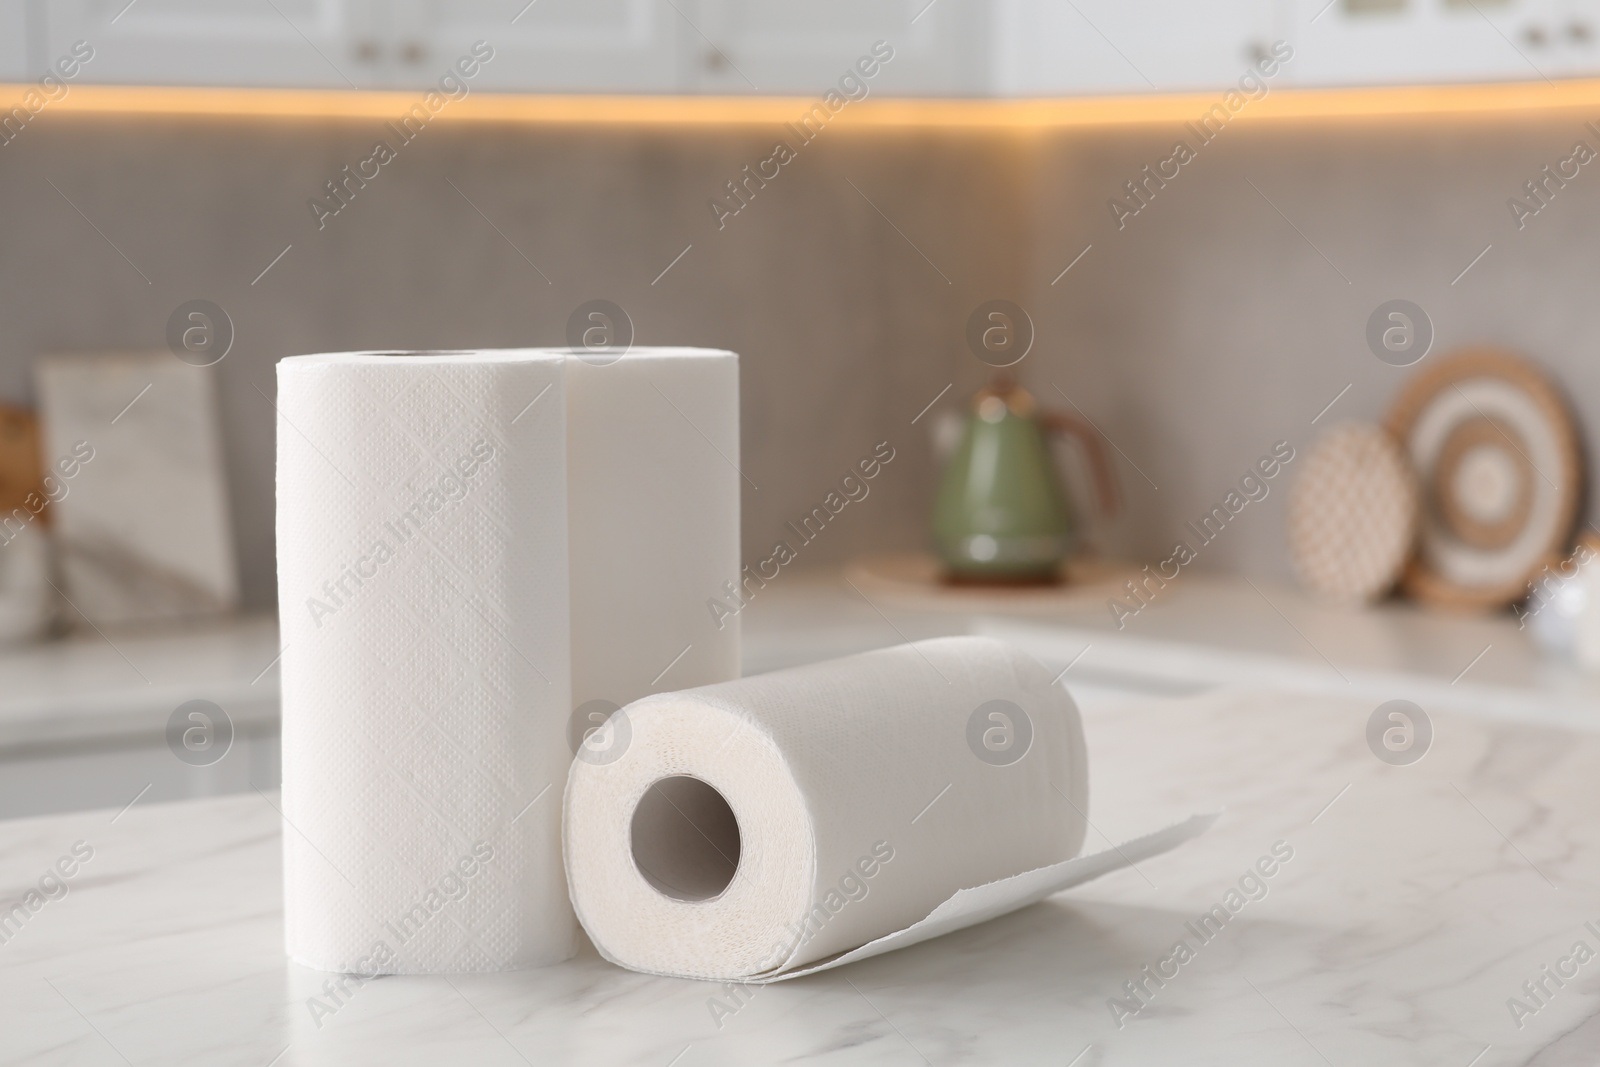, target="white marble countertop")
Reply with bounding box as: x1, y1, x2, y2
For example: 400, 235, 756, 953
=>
747, 569, 1600, 727
4, 681, 1599, 1065
970, 573, 1600, 731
